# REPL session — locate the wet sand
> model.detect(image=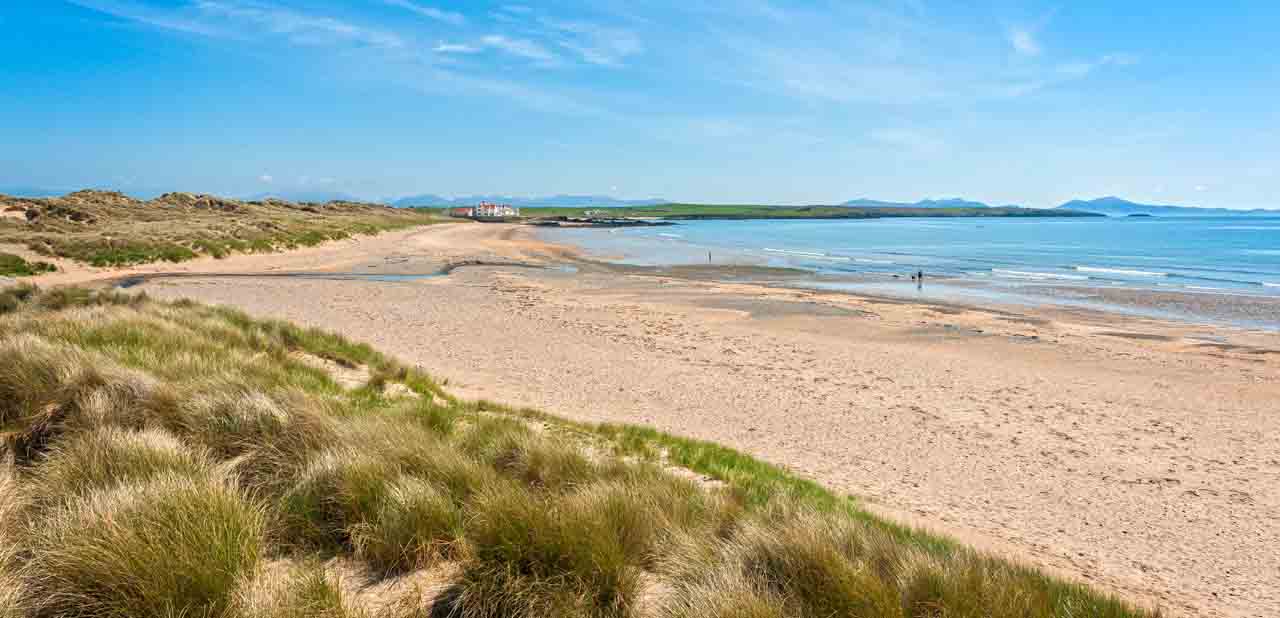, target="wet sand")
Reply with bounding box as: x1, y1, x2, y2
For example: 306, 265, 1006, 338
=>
39, 222, 1280, 617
